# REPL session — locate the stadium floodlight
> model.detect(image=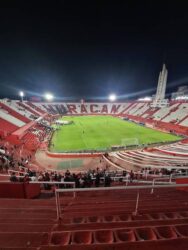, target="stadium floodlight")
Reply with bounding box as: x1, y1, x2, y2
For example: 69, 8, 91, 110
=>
176, 96, 188, 100
138, 97, 152, 101
109, 94, 116, 102
44, 93, 54, 101
19, 91, 24, 102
